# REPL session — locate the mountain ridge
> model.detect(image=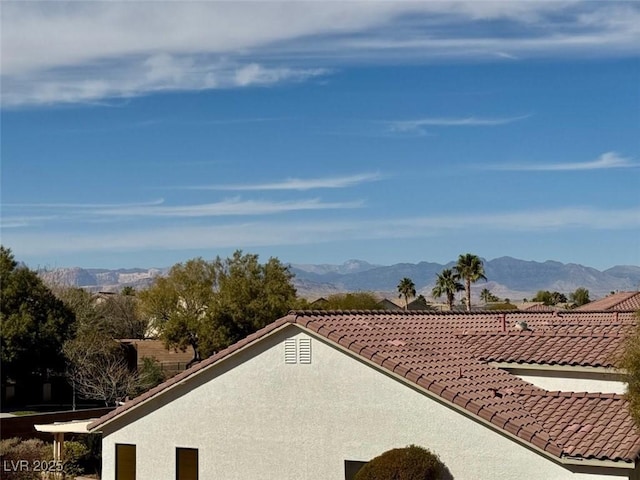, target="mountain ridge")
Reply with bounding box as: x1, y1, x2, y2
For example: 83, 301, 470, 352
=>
37, 257, 640, 301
